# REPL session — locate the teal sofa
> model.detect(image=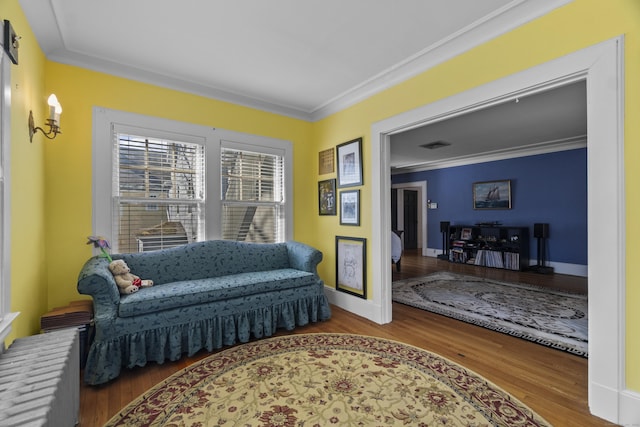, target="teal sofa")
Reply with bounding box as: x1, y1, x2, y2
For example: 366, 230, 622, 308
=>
77, 240, 331, 385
